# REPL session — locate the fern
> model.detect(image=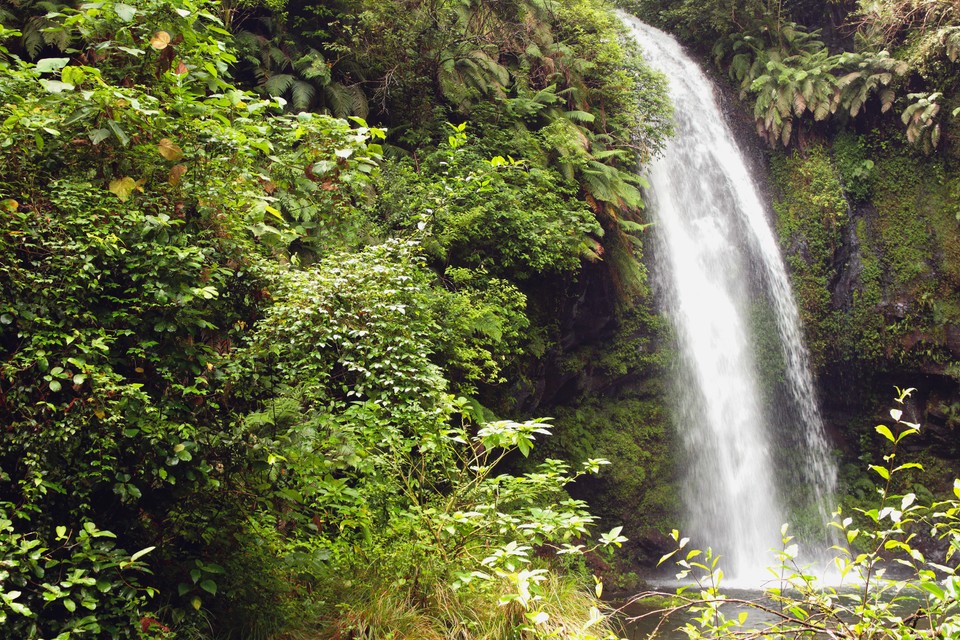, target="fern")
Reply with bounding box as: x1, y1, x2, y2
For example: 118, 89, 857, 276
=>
902, 91, 942, 153
263, 73, 295, 97
563, 110, 595, 123
290, 79, 316, 111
